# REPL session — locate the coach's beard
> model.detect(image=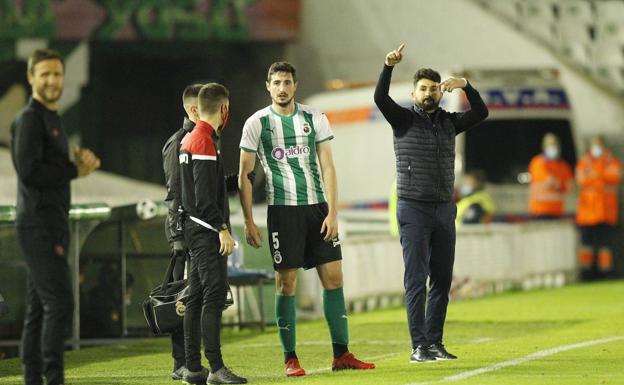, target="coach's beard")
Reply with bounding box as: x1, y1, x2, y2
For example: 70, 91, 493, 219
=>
418, 97, 439, 112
